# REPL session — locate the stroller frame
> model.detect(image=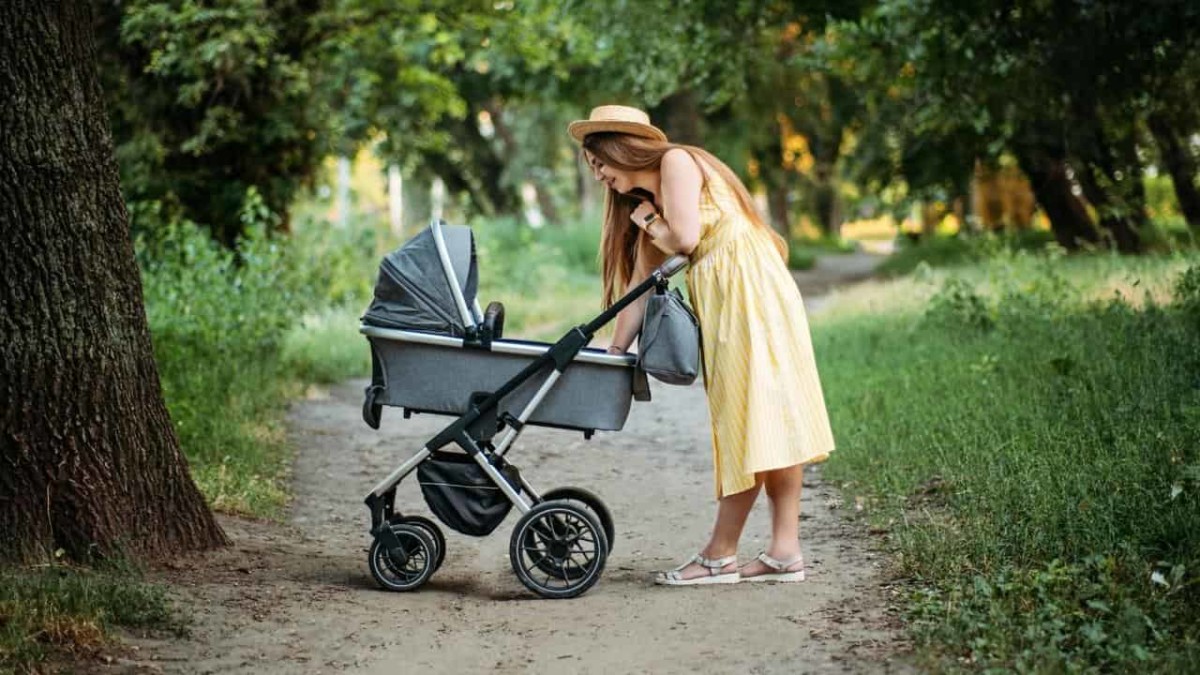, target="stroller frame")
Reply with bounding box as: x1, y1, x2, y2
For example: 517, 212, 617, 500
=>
361, 220, 687, 598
